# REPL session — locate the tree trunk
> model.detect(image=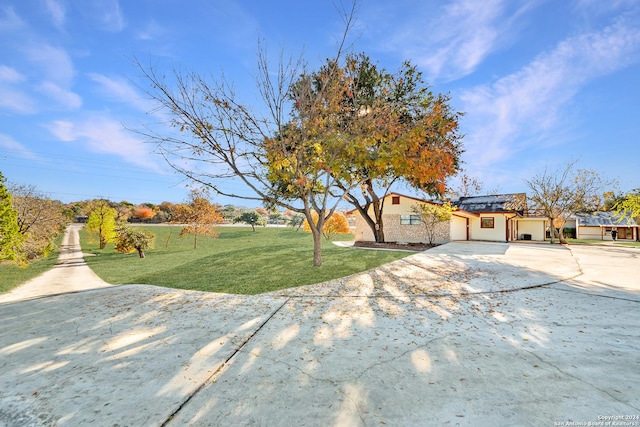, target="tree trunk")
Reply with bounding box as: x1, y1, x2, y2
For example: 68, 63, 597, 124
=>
347, 181, 386, 243
549, 218, 555, 244
369, 184, 385, 243
311, 227, 322, 266
137, 248, 145, 258
558, 230, 567, 244
374, 222, 385, 243
304, 207, 324, 267
193, 233, 197, 249
251, 224, 256, 232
